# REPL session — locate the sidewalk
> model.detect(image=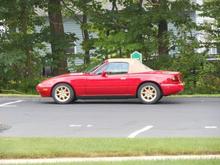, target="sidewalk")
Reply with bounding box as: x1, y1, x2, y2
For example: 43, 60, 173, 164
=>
1, 155, 220, 164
